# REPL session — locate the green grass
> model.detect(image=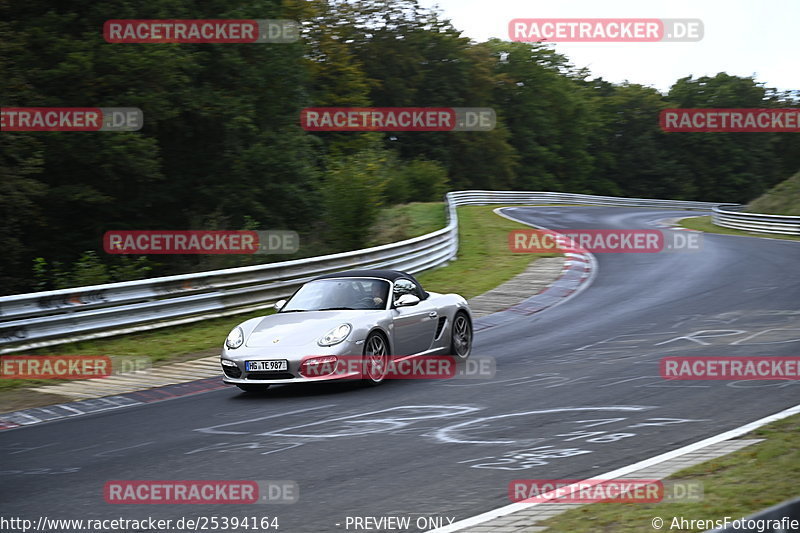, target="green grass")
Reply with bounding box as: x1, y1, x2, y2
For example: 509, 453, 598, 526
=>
539, 413, 800, 532
416, 205, 557, 299
368, 202, 447, 246
1, 205, 554, 391
747, 171, 800, 215
679, 216, 800, 242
